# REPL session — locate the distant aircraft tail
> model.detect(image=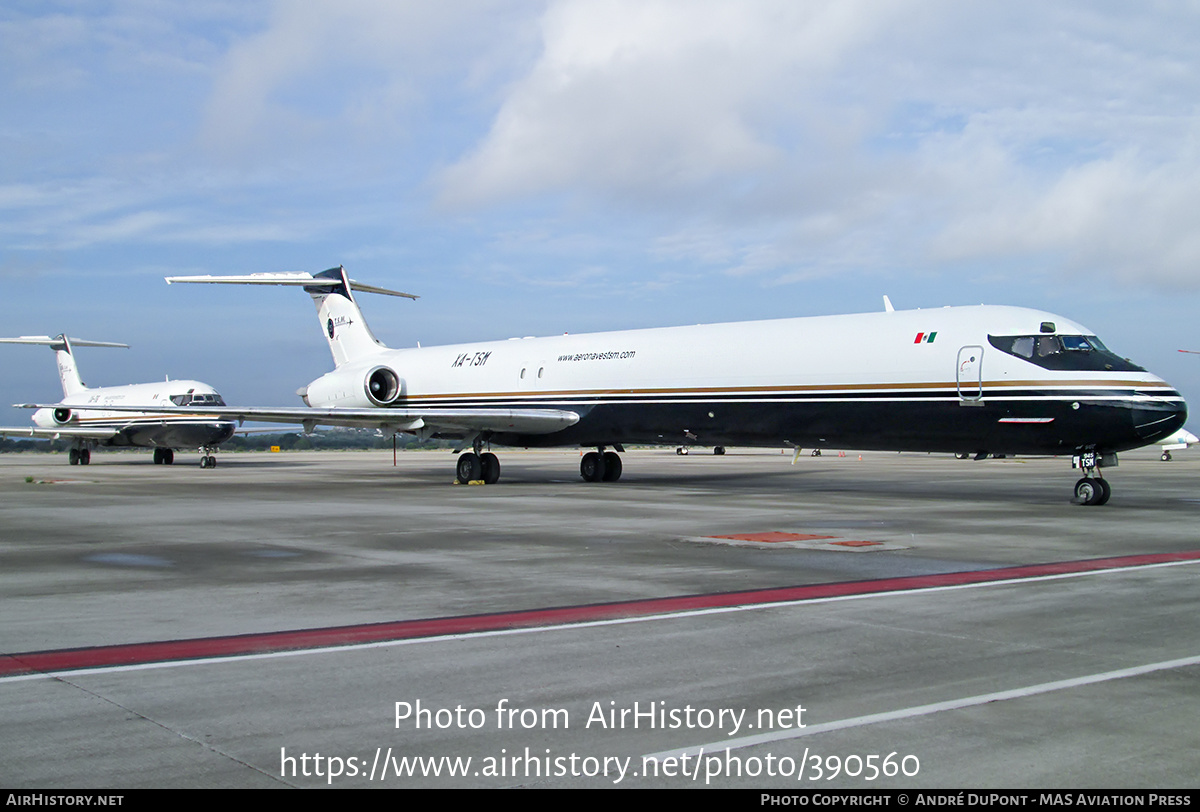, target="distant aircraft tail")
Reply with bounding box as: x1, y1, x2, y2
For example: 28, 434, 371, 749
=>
0, 334, 129, 396
165, 266, 418, 368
